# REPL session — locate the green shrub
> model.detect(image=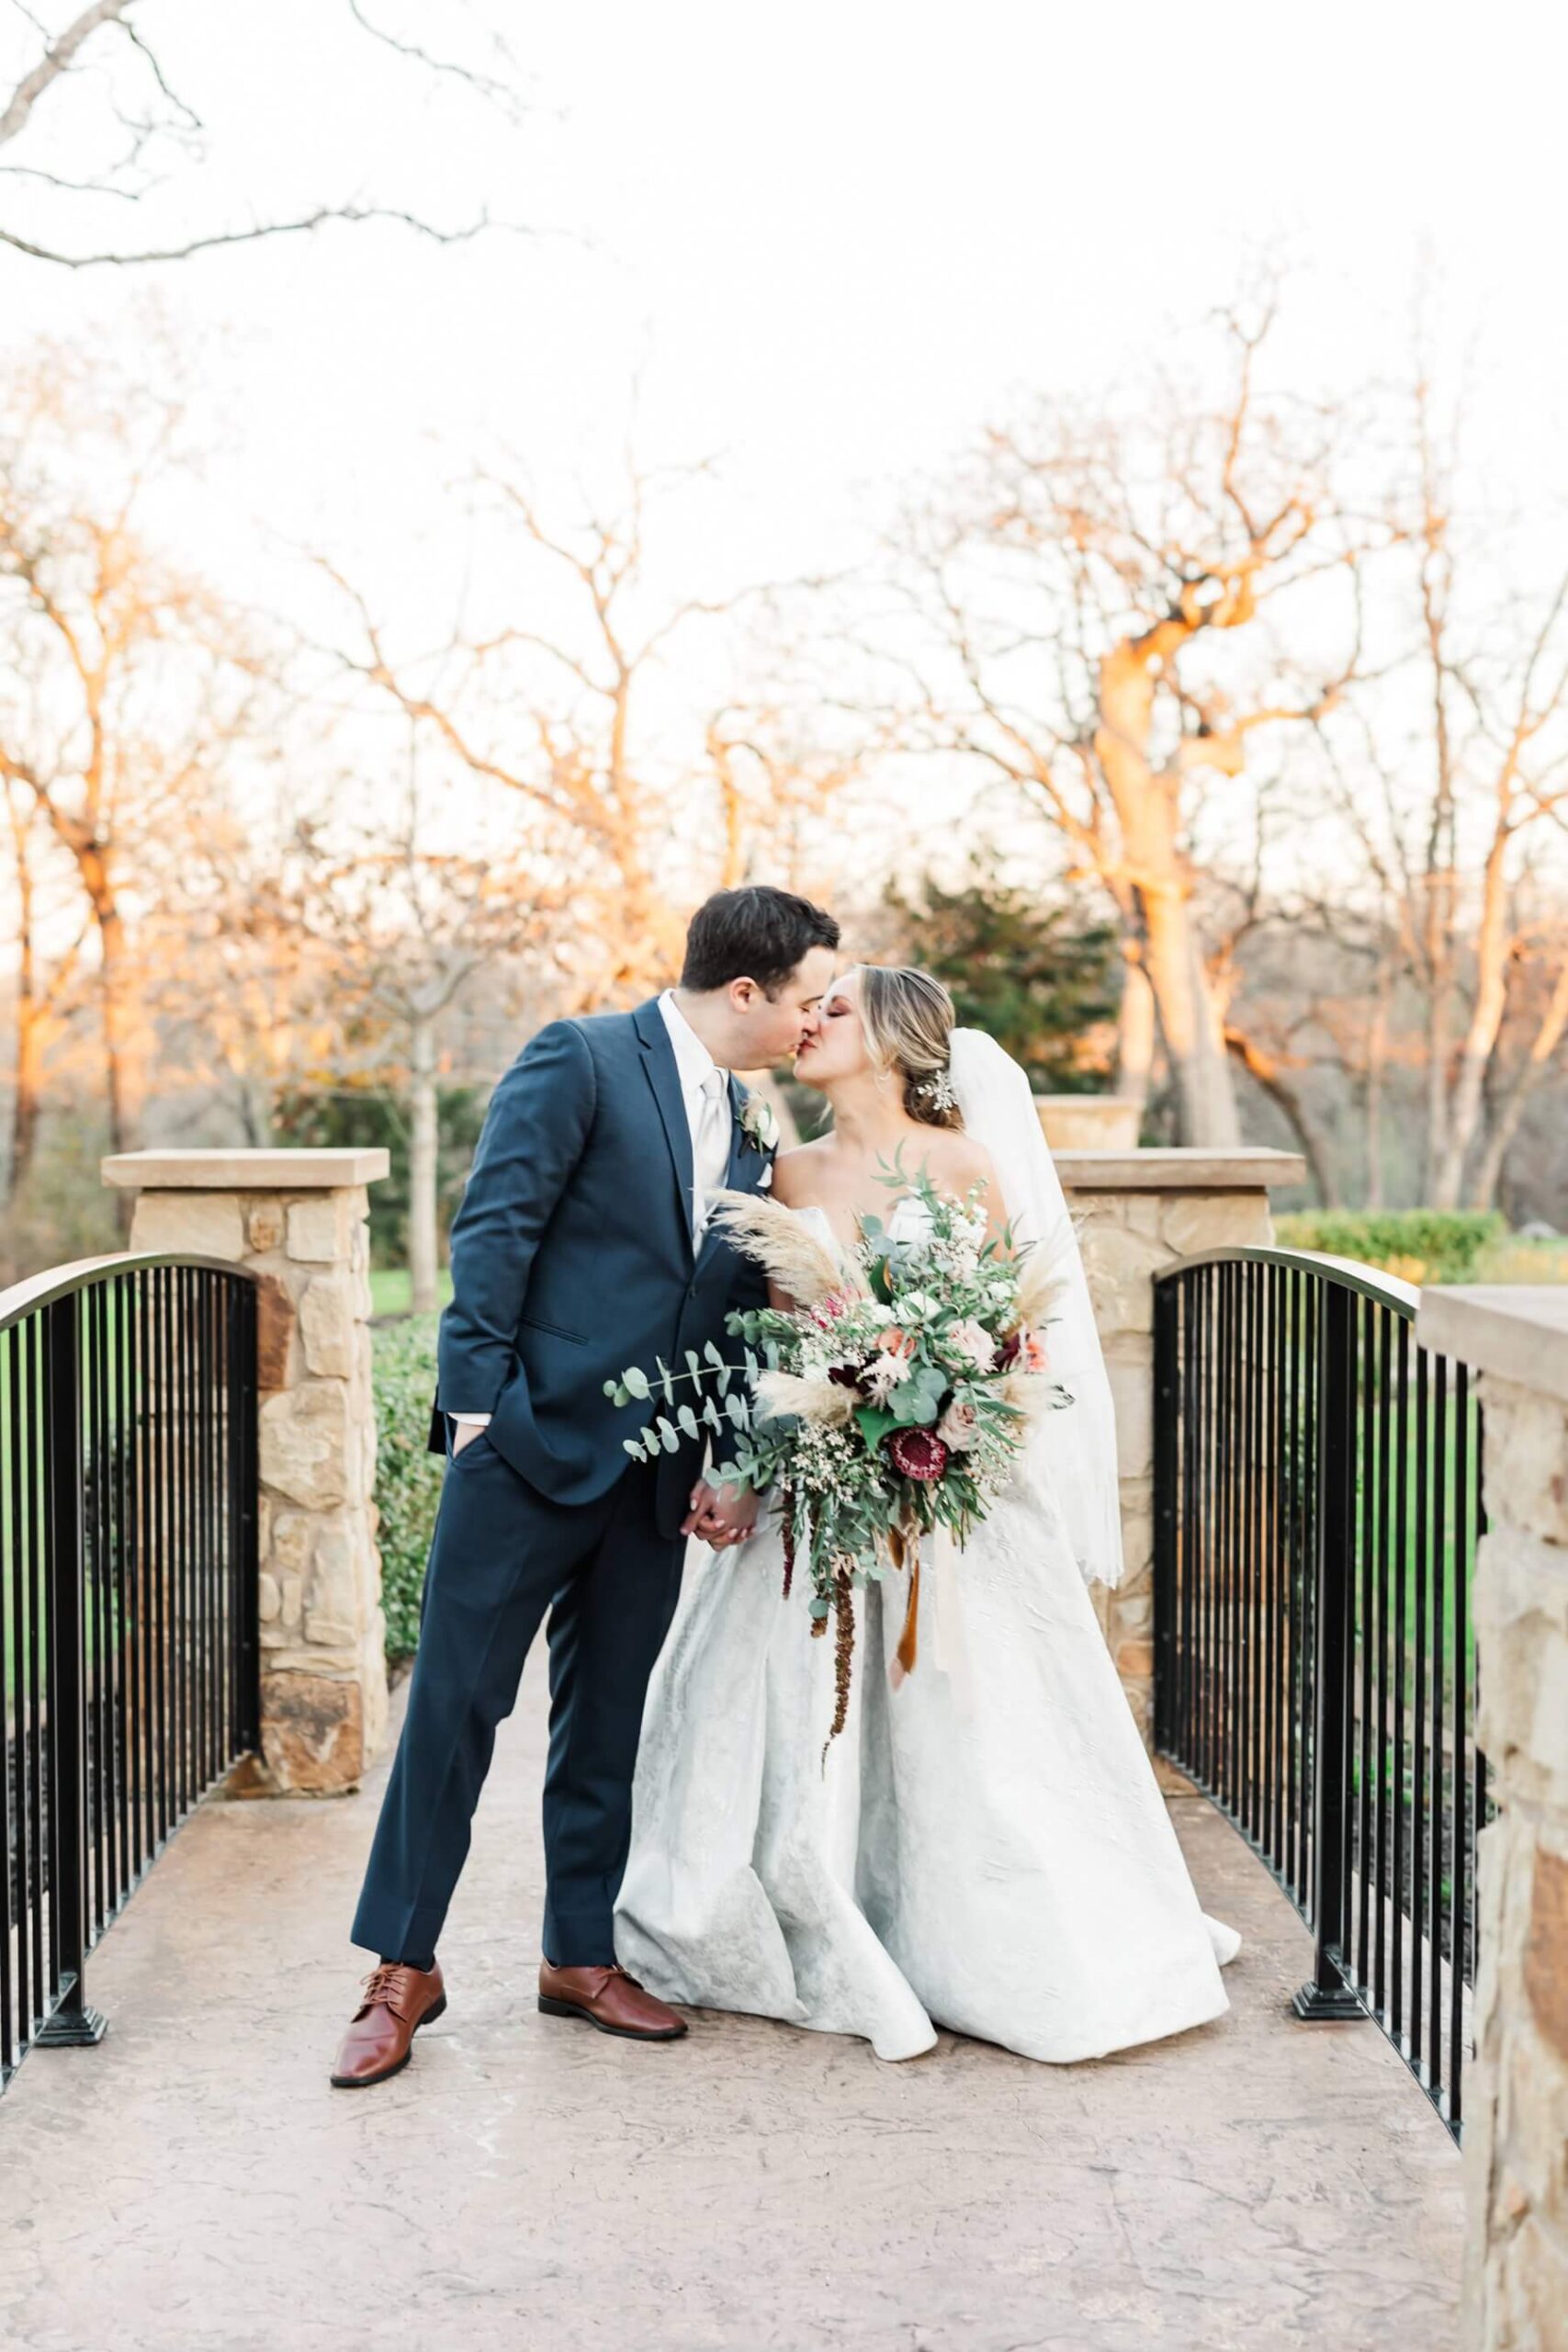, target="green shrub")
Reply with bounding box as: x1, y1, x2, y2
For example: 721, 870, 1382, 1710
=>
372, 1314, 444, 1664
1273, 1209, 1507, 1287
